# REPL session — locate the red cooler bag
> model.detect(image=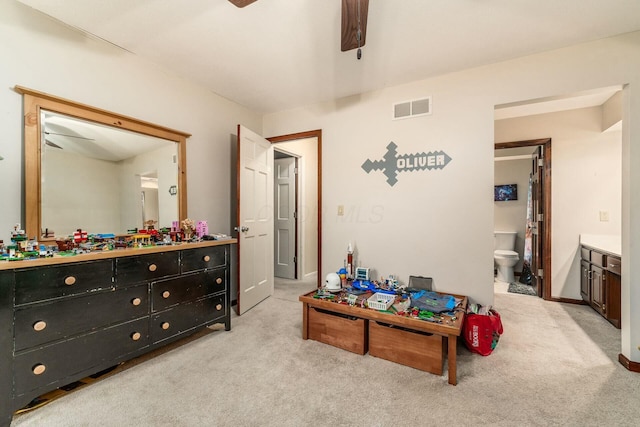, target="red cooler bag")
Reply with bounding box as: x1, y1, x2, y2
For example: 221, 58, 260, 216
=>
463, 309, 503, 356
